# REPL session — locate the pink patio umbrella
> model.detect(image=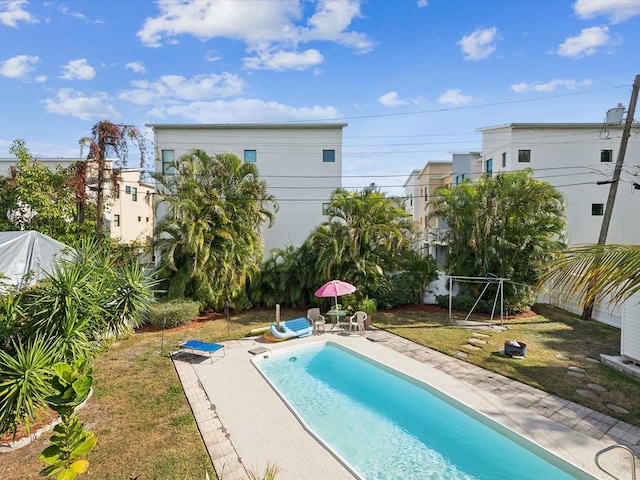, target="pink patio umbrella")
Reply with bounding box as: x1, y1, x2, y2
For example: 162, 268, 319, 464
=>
314, 279, 357, 309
